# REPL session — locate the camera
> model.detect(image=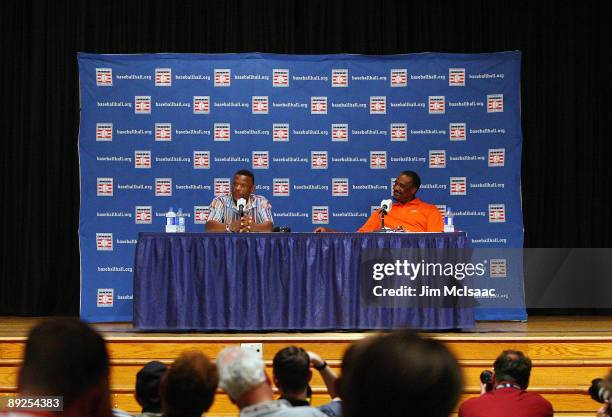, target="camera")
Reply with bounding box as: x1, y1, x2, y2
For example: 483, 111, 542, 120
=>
480, 370, 494, 392
589, 377, 612, 405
